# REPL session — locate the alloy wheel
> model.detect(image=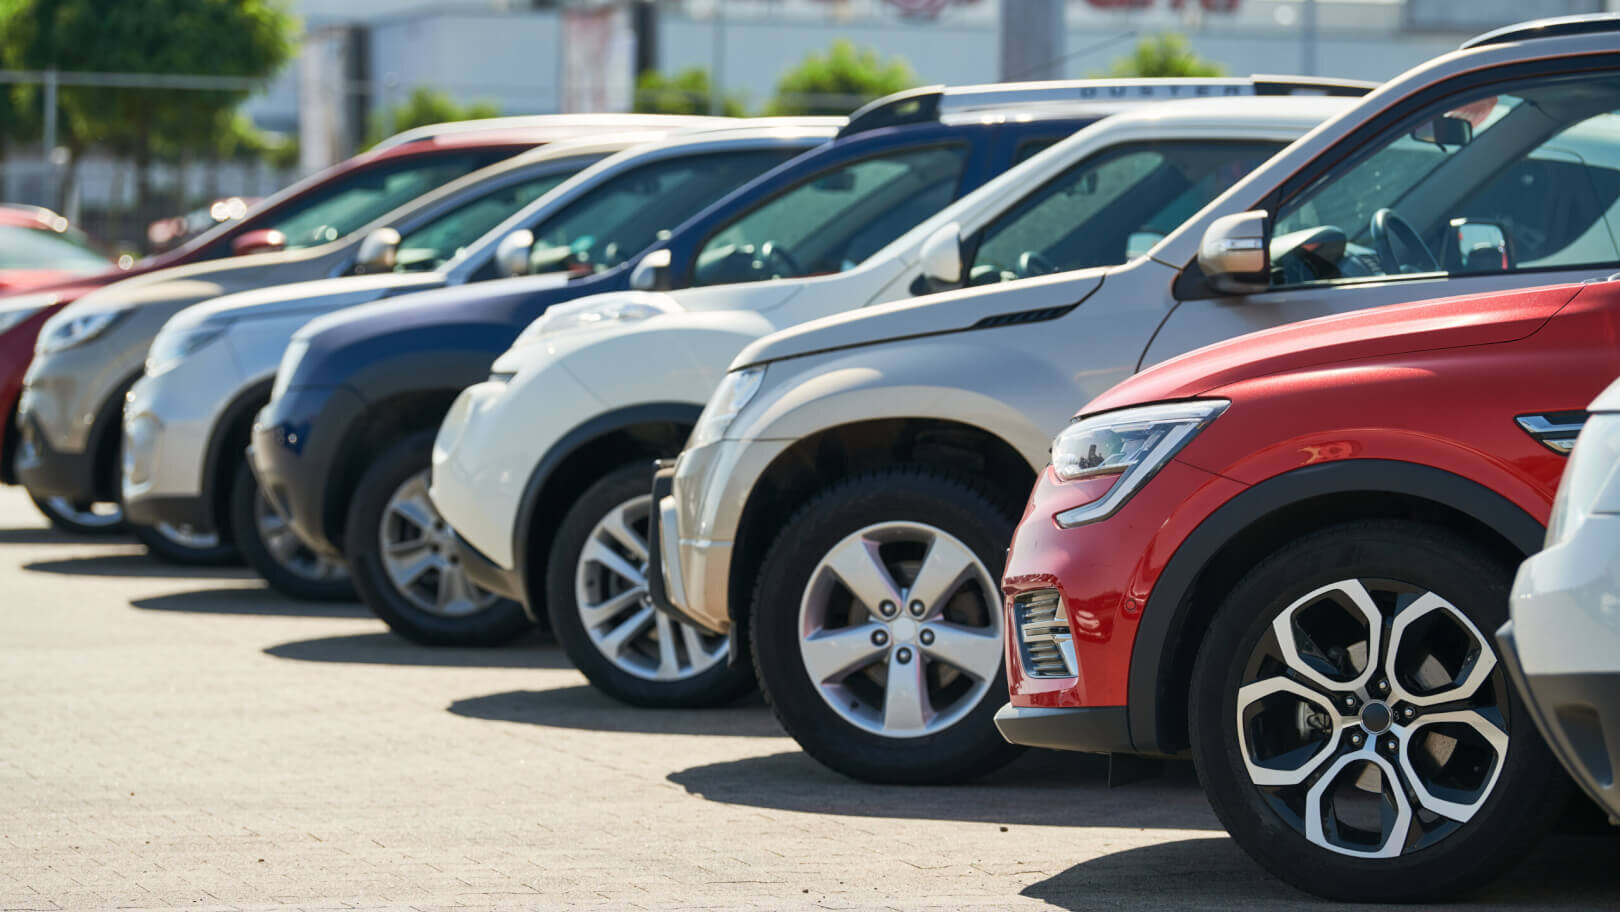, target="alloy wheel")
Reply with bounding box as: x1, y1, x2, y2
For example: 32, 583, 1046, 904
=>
1235, 578, 1510, 858
576, 493, 728, 681
797, 521, 1003, 738
377, 470, 500, 618
42, 497, 123, 530
254, 489, 349, 583
154, 522, 221, 550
